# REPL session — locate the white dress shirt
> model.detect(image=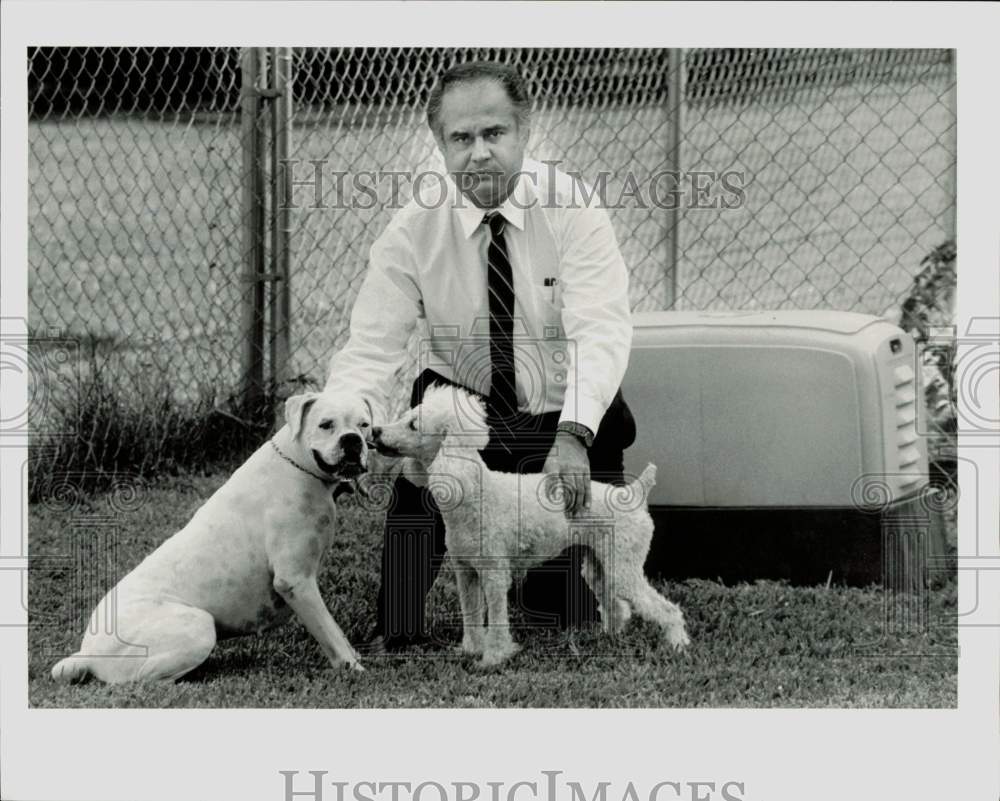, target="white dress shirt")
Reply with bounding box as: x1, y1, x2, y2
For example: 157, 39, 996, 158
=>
326, 158, 633, 435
